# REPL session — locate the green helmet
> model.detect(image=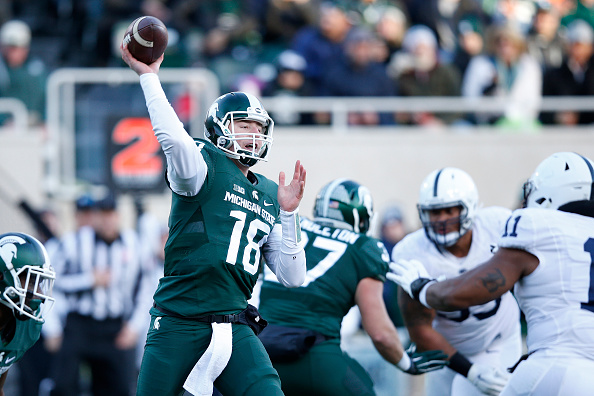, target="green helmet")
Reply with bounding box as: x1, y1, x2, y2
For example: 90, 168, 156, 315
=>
204, 91, 274, 167
0, 232, 55, 322
313, 178, 375, 234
